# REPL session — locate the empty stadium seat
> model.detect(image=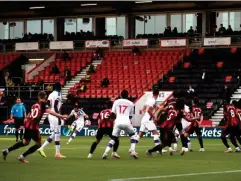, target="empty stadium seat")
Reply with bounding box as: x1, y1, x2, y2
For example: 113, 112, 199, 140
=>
28, 52, 93, 85
68, 50, 184, 98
